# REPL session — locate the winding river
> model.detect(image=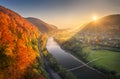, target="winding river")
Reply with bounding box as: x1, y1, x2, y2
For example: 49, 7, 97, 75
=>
46, 37, 107, 79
